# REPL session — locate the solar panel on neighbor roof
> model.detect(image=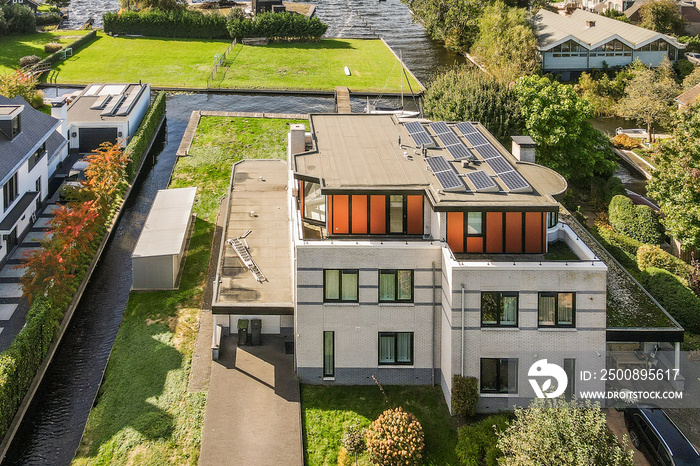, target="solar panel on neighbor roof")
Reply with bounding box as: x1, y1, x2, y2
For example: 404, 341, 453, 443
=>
438, 132, 460, 147
456, 122, 477, 135
435, 170, 464, 191
446, 144, 473, 161
485, 156, 514, 175
404, 121, 435, 147
499, 170, 531, 192
426, 155, 452, 173
475, 144, 502, 160
464, 132, 489, 147
429, 121, 451, 135
467, 170, 498, 192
